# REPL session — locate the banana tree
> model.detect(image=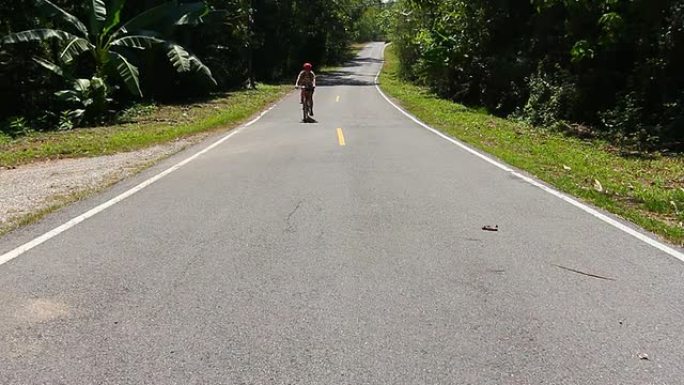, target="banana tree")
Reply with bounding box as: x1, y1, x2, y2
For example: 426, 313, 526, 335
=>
0, 0, 217, 98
